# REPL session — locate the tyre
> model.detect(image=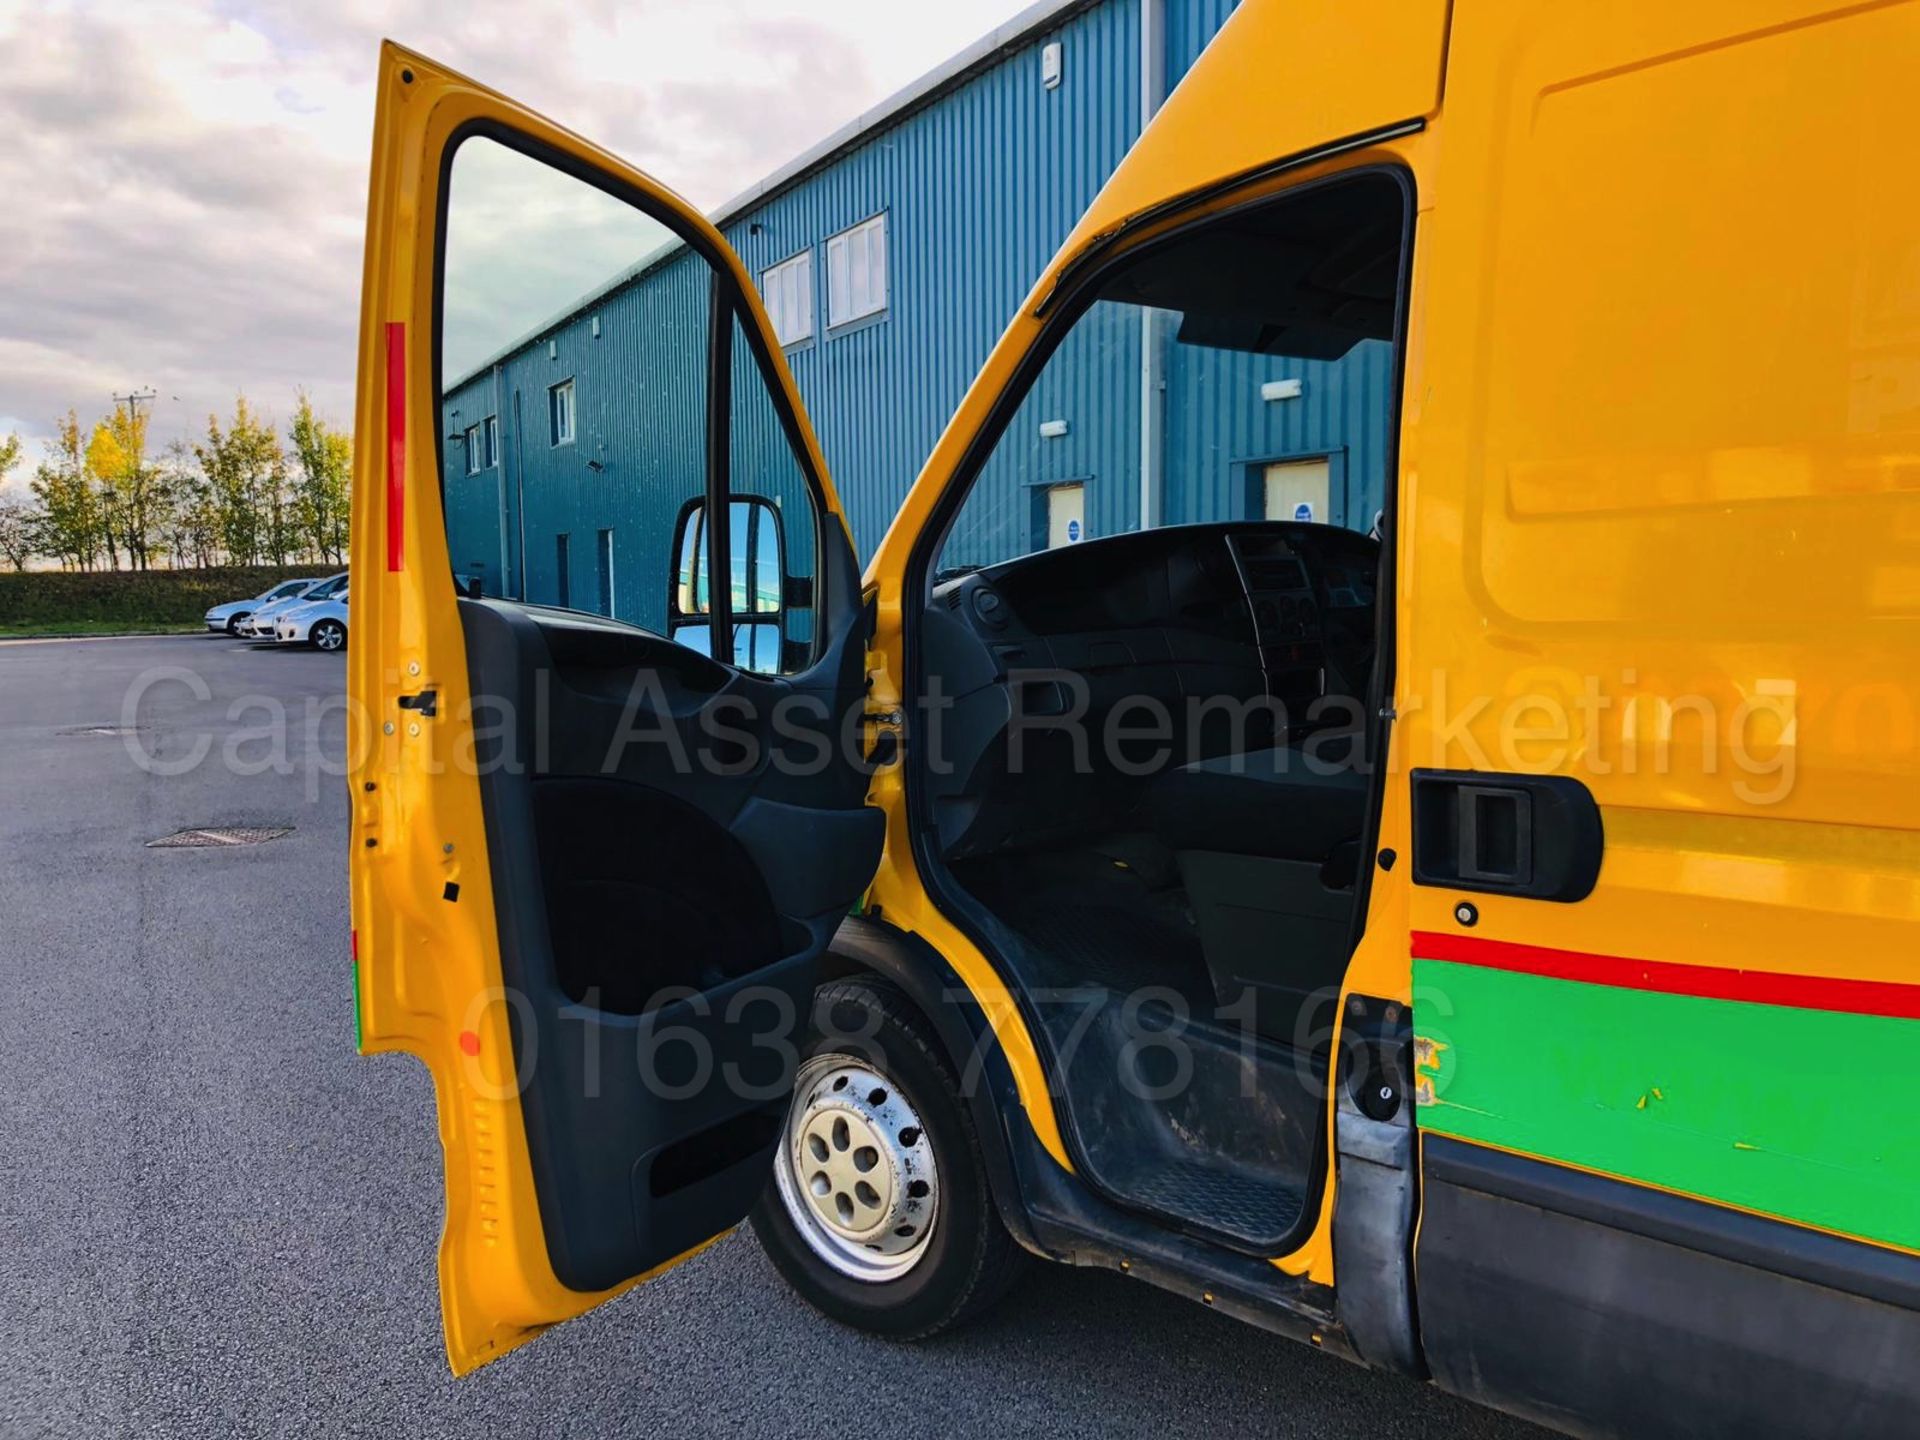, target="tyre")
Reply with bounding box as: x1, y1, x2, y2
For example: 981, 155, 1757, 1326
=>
311, 618, 347, 652
750, 976, 1028, 1338
226, 614, 247, 635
